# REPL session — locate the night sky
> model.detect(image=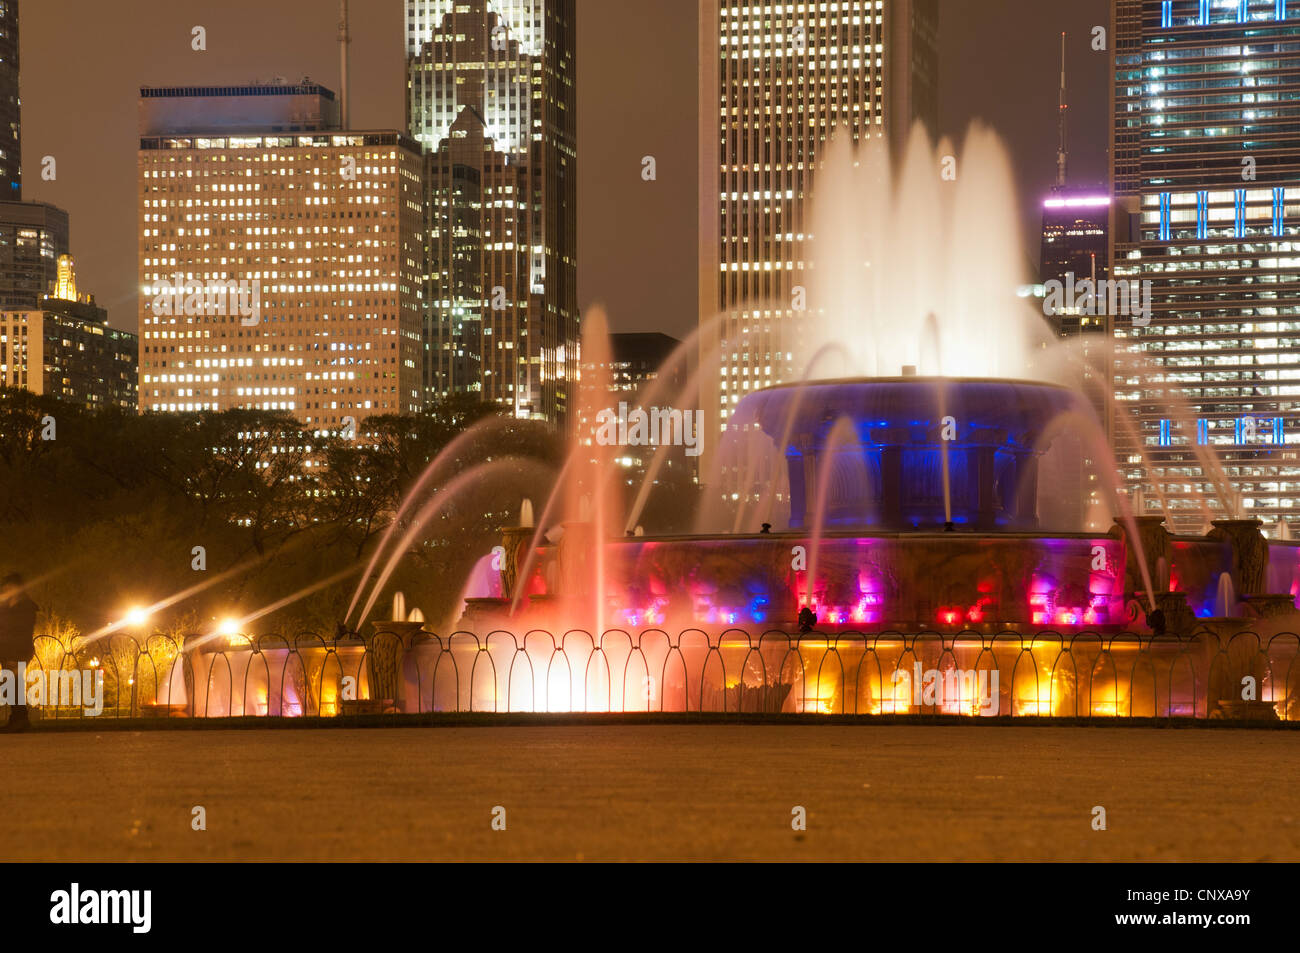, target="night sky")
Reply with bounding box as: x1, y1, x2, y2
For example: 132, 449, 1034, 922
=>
23, 0, 1108, 342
